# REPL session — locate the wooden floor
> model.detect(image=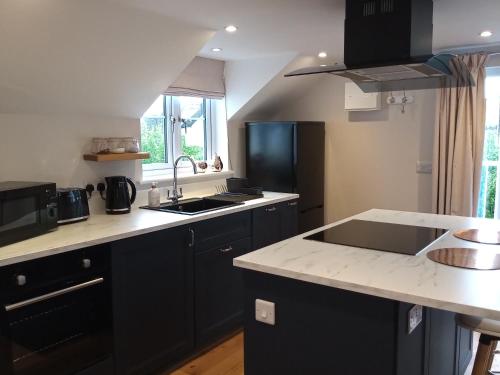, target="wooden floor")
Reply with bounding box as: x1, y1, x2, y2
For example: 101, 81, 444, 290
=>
167, 333, 244, 375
